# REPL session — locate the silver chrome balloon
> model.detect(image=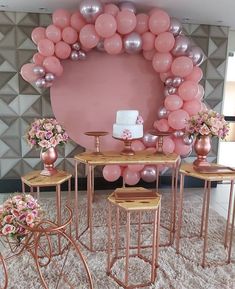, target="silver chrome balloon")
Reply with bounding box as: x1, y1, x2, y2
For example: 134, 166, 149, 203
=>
169, 17, 182, 36
45, 73, 55, 82
33, 66, 45, 77
188, 46, 204, 66
78, 50, 87, 60
80, 0, 103, 23
35, 78, 46, 88
142, 132, 158, 147
157, 106, 169, 119
171, 35, 191, 56
182, 134, 194, 145
140, 166, 157, 182
72, 42, 81, 51
165, 77, 173, 87
172, 76, 183, 87
70, 50, 79, 61
123, 32, 142, 54
173, 130, 184, 138
119, 1, 136, 14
